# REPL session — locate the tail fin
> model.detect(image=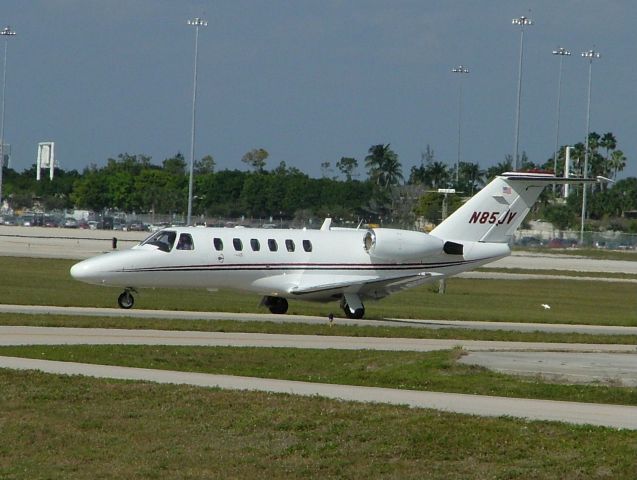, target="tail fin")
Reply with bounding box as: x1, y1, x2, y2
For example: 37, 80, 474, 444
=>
430, 172, 600, 243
